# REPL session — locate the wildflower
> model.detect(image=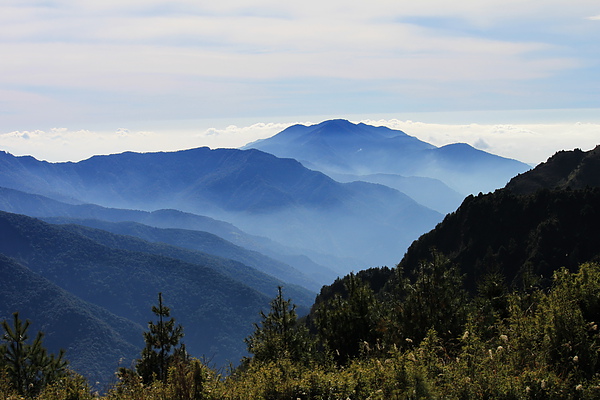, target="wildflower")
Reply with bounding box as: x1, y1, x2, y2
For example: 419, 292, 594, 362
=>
573, 355, 579, 363
576, 384, 583, 391
500, 334, 508, 343
462, 331, 469, 340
